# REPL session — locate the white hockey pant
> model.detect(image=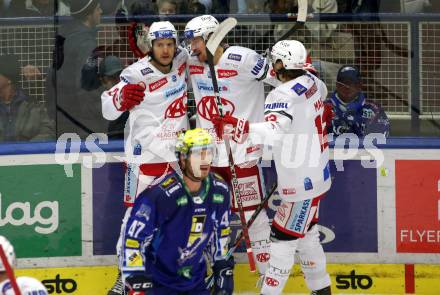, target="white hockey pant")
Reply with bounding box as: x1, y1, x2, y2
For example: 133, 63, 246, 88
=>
260, 239, 298, 295
245, 209, 271, 275
297, 224, 331, 291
